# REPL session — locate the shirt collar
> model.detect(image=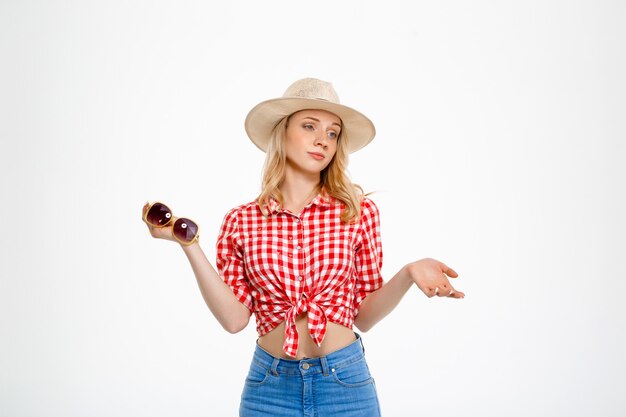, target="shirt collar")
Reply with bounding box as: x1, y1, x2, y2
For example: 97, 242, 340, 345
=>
264, 191, 334, 216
